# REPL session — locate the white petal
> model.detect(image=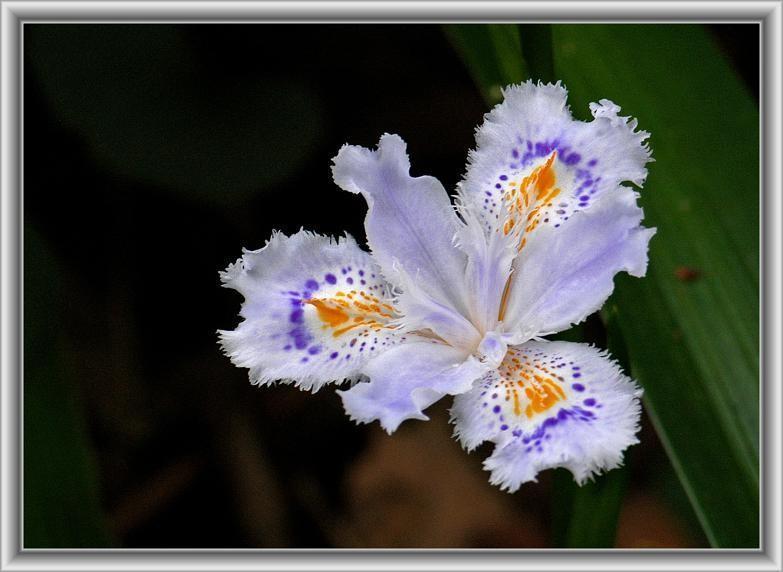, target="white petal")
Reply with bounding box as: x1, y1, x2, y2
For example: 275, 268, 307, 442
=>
454, 81, 652, 331
218, 230, 401, 391
502, 188, 655, 337
458, 80, 651, 239
339, 340, 489, 434
450, 340, 642, 492
388, 265, 482, 352
332, 134, 477, 347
